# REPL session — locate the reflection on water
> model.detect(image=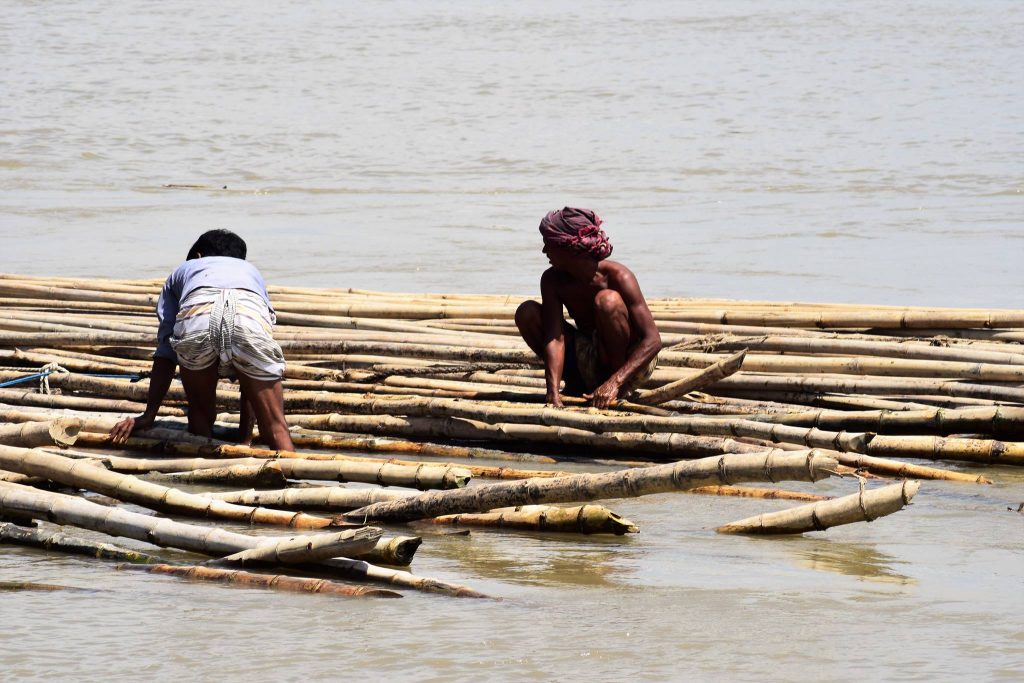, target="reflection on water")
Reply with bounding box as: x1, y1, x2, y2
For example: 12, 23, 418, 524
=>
784, 538, 916, 586
427, 530, 638, 588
